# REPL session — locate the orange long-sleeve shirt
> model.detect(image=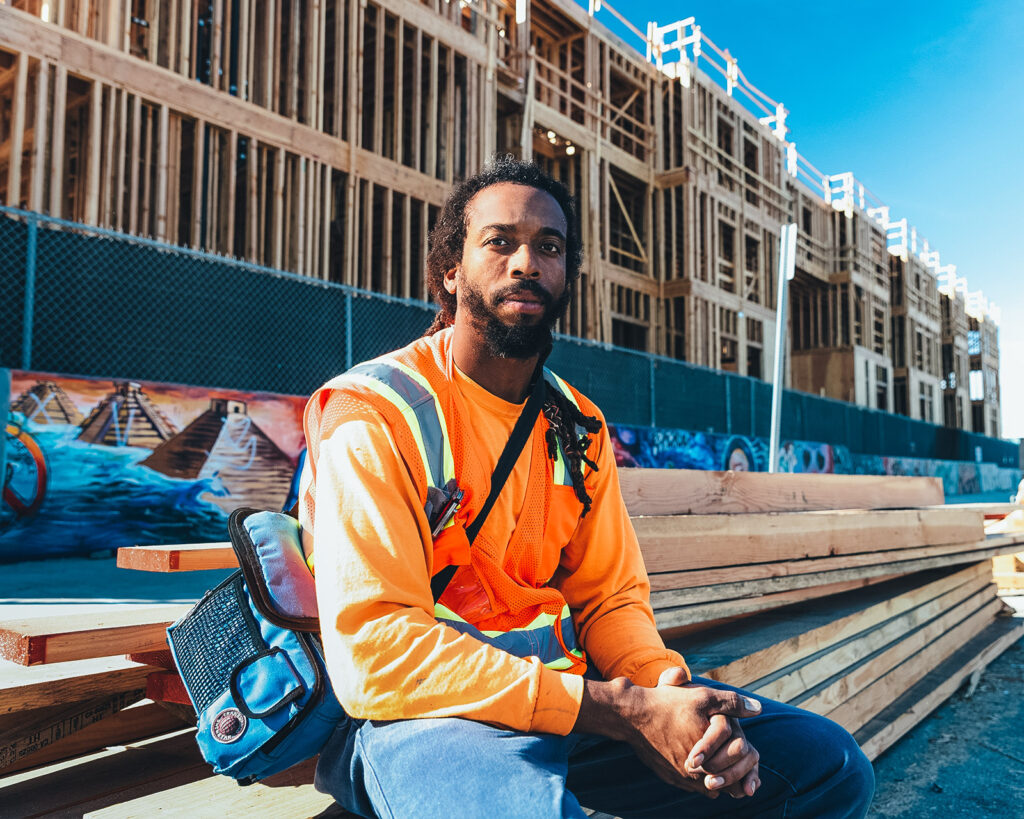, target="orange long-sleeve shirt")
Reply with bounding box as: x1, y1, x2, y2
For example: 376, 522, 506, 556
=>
302, 334, 686, 736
